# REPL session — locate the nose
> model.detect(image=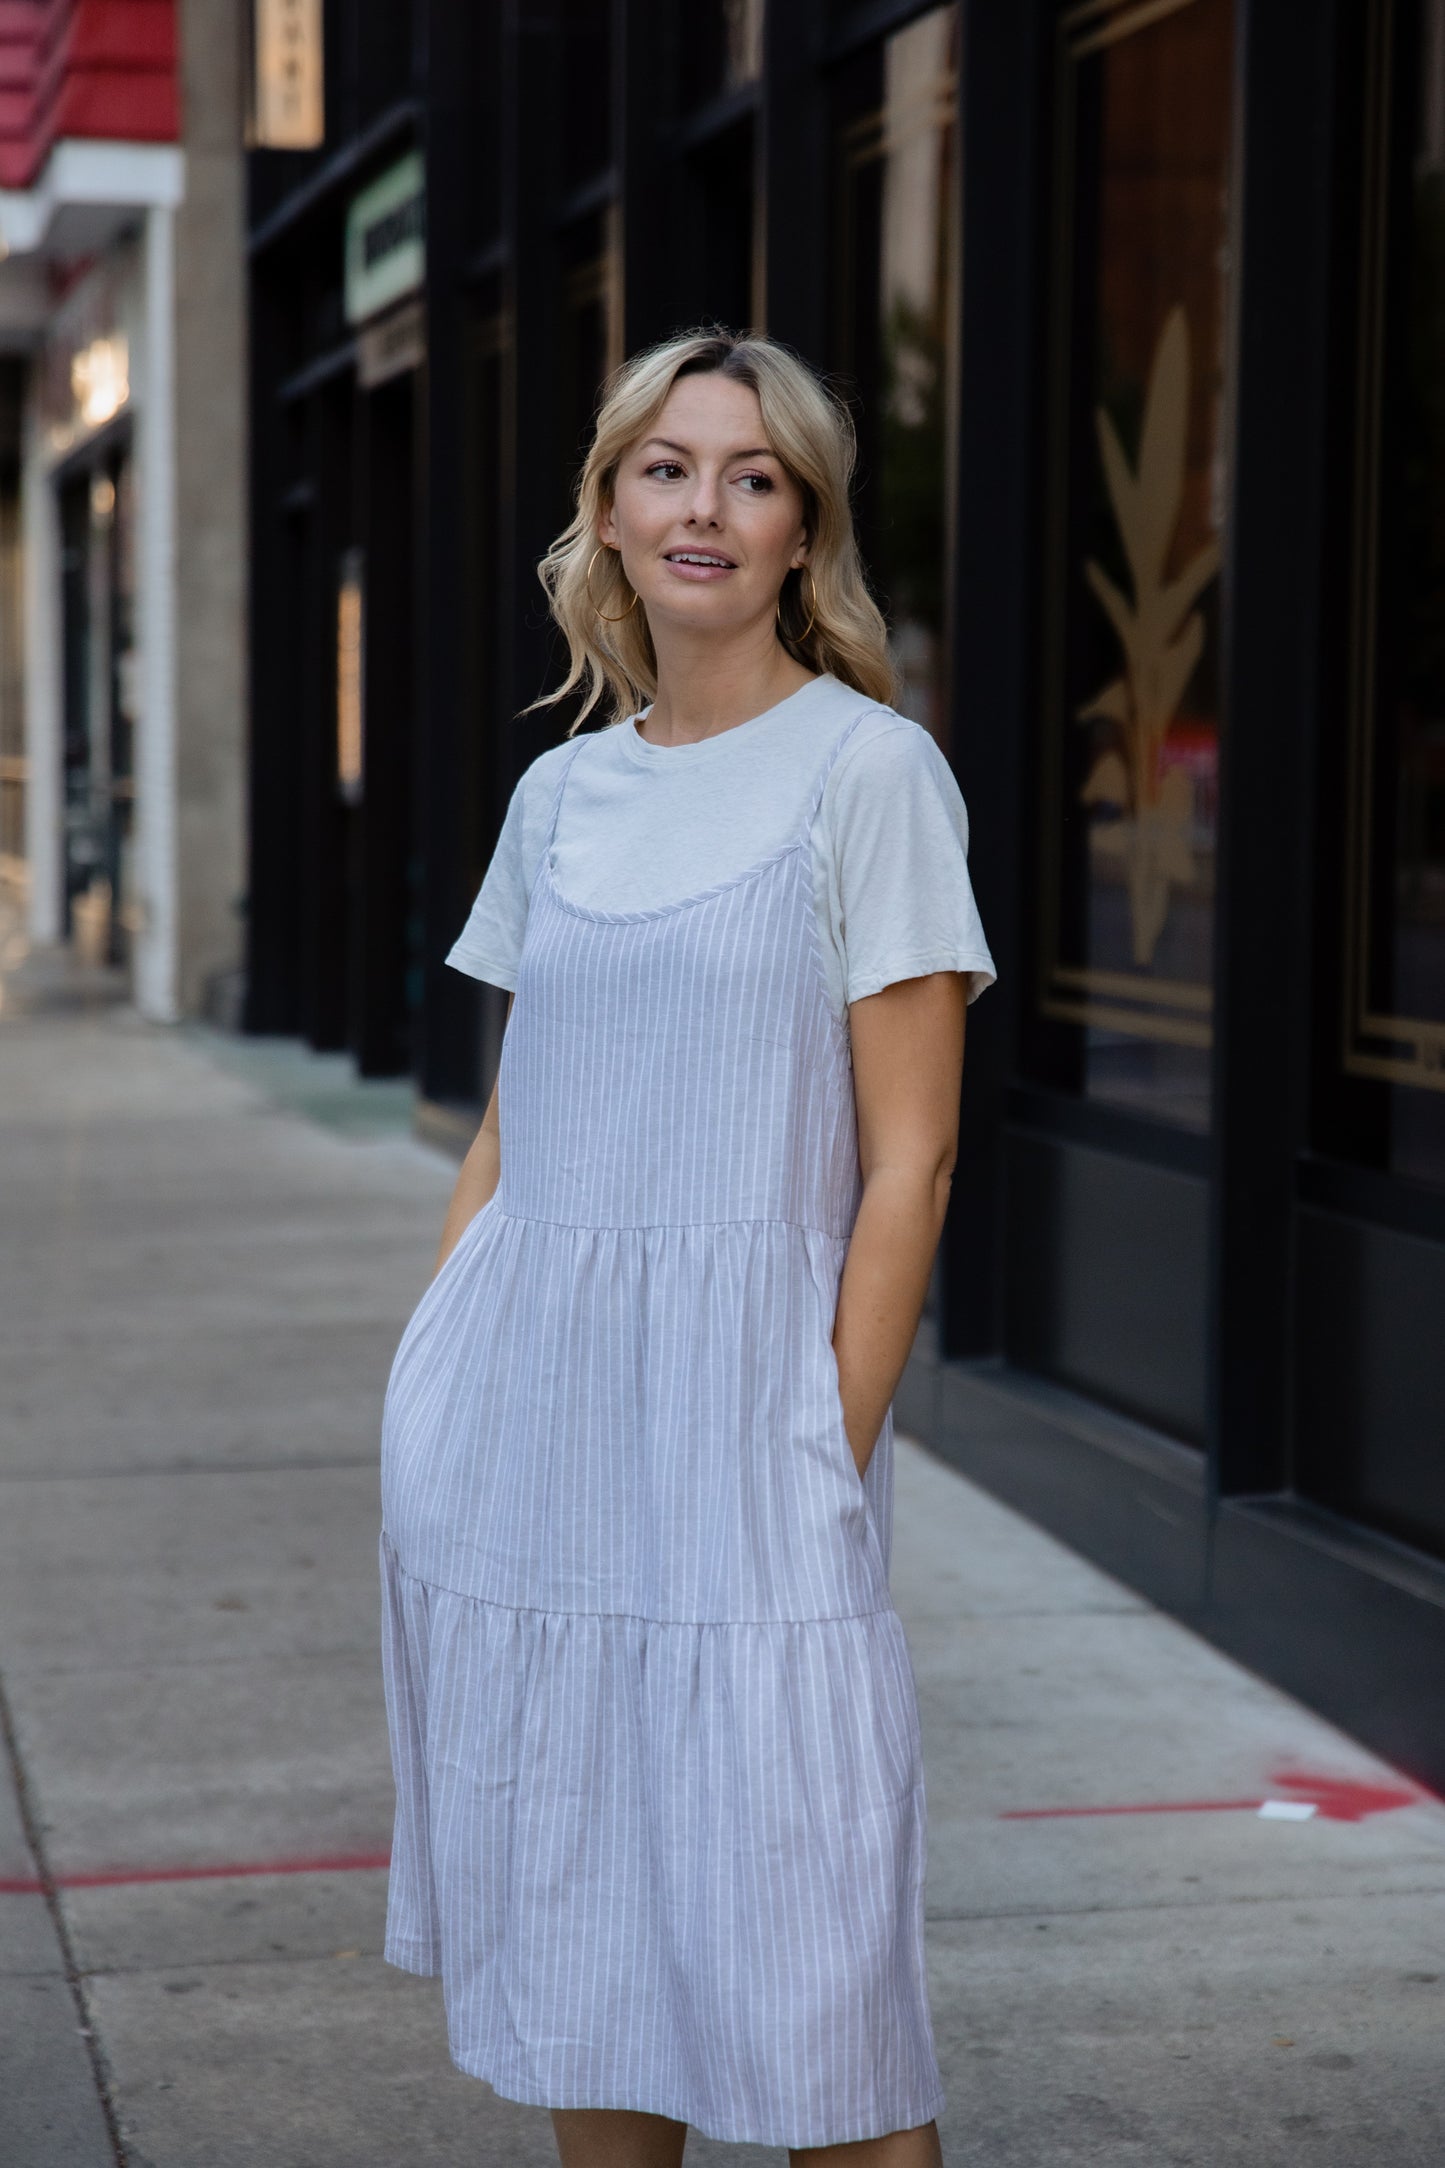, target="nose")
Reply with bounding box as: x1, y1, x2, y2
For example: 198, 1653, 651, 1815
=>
682, 468, 724, 527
